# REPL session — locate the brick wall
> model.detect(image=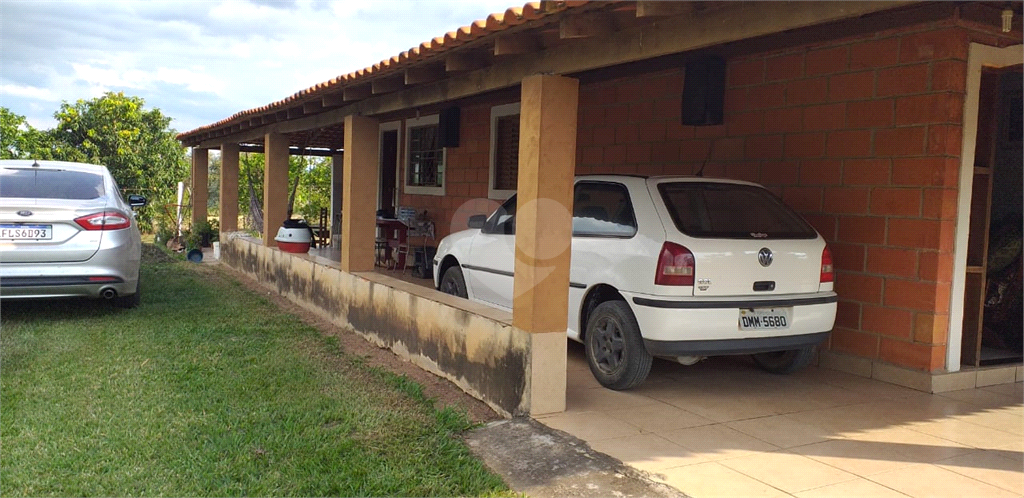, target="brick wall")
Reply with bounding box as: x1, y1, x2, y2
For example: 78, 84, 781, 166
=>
398, 17, 1015, 373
